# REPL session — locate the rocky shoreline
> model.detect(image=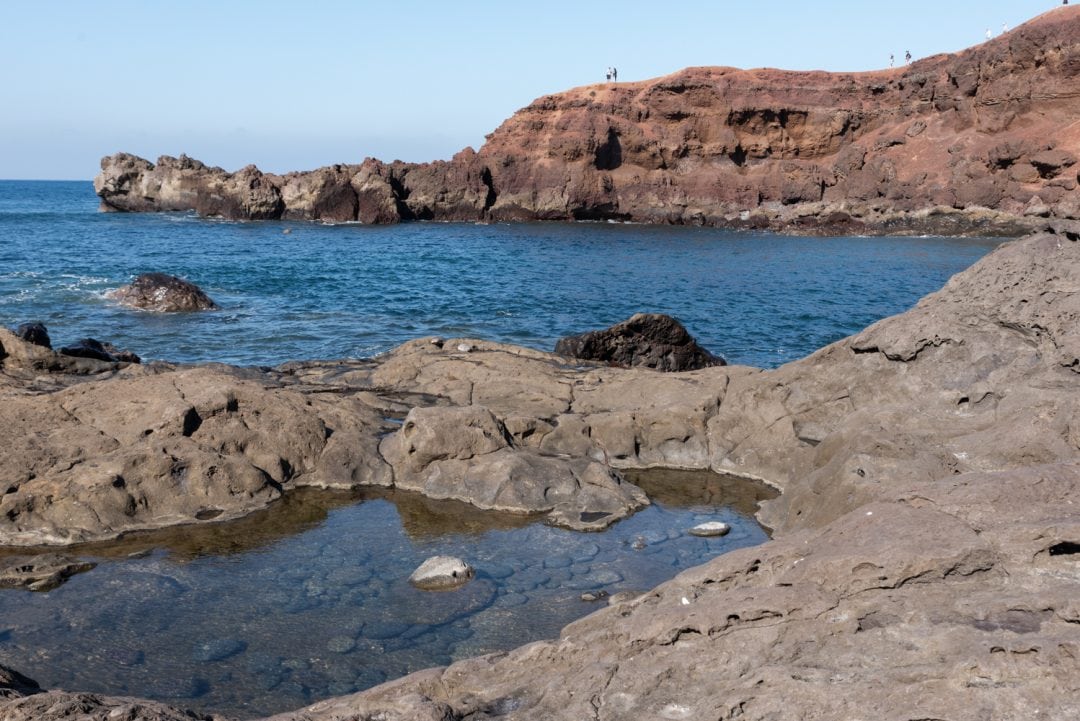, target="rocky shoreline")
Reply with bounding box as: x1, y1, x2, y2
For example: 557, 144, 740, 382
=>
2, 222, 1079, 718
94, 8, 1080, 236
